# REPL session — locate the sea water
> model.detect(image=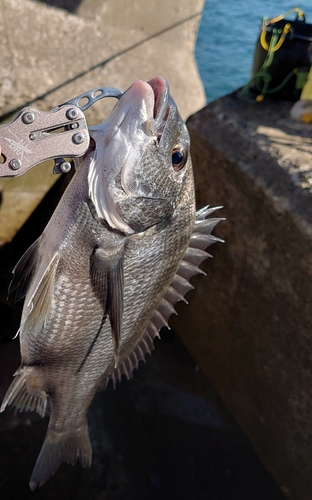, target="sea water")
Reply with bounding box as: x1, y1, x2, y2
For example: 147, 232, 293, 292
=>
196, 0, 312, 102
